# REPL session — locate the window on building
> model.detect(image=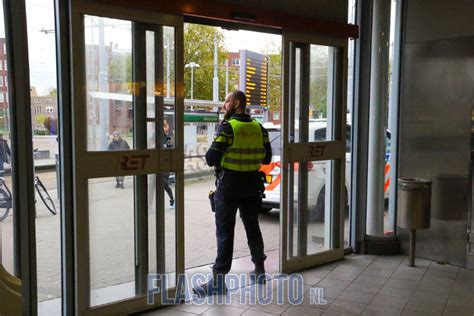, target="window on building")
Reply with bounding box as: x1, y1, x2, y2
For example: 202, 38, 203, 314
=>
0, 61, 3, 70
0, 76, 3, 86
232, 58, 240, 66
